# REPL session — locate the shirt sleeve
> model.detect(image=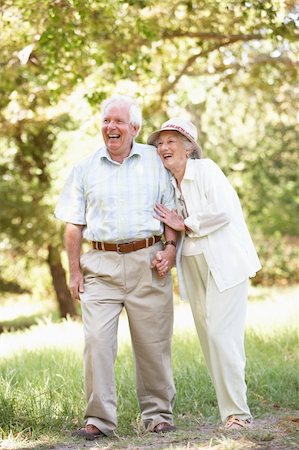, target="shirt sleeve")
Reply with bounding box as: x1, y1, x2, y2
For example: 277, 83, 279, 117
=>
184, 159, 236, 237
54, 164, 87, 225
160, 166, 176, 210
